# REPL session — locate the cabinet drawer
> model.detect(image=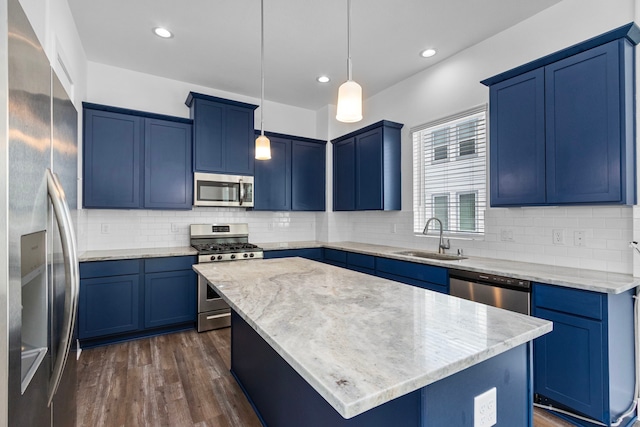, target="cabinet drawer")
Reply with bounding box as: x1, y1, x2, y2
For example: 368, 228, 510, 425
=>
533, 283, 603, 320
376, 257, 448, 286
347, 252, 375, 270
264, 248, 323, 260
80, 259, 140, 279
324, 249, 347, 264
145, 256, 196, 273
